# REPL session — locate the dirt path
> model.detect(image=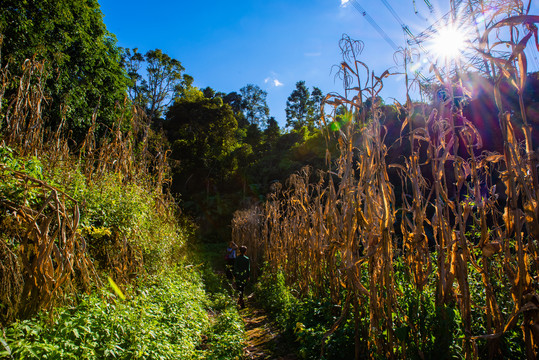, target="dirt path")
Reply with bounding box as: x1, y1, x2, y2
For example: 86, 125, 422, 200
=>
241, 295, 298, 360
